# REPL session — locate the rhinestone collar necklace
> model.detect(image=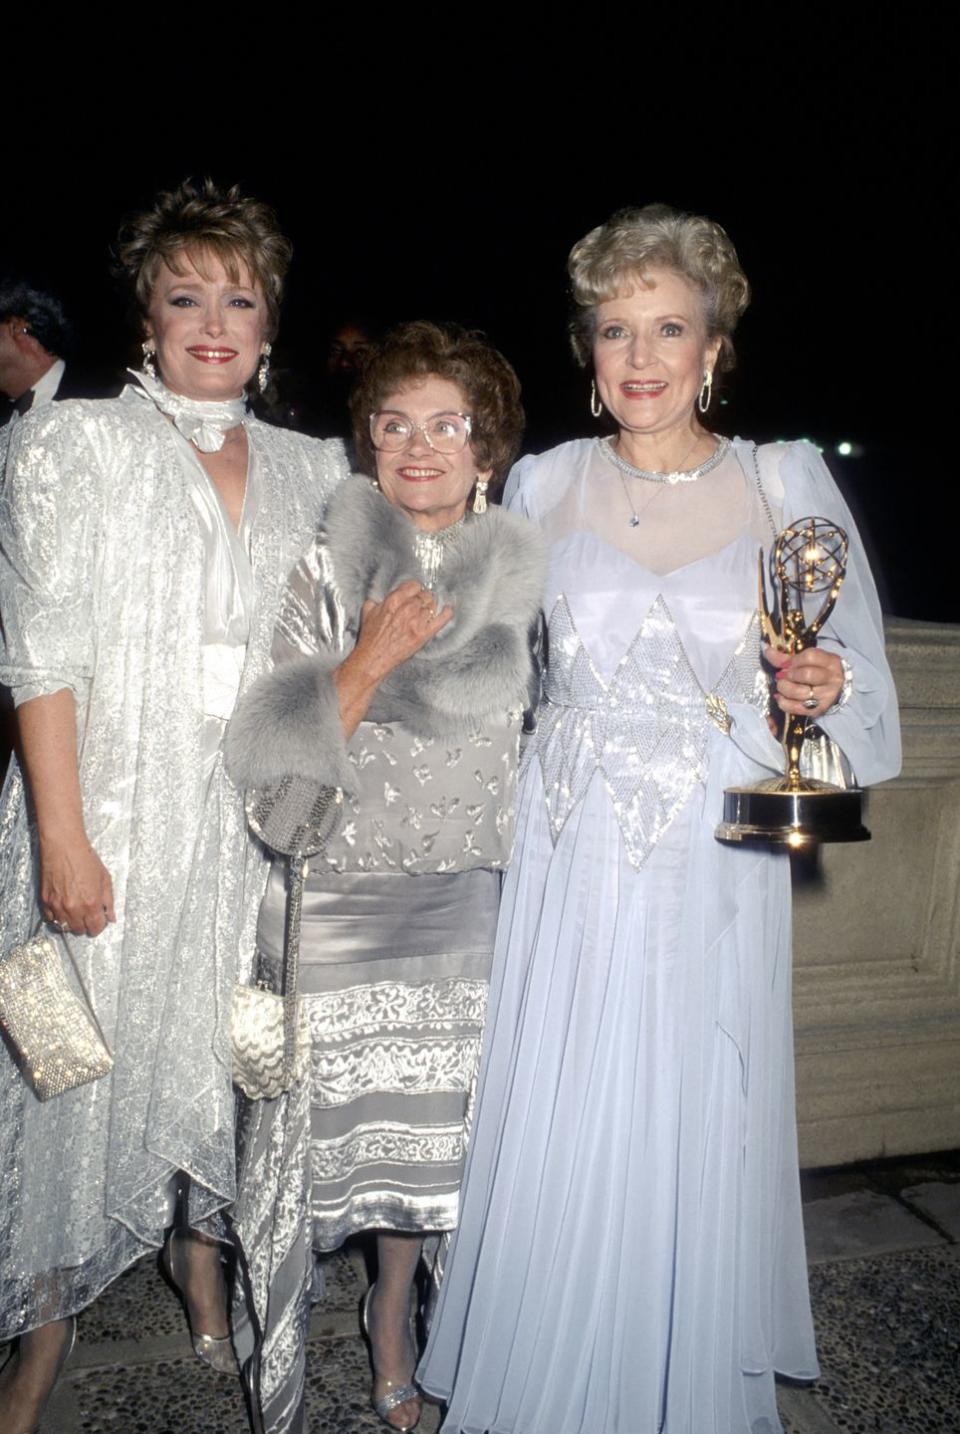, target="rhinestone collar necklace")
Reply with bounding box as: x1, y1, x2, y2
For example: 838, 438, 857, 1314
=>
413, 516, 466, 589
599, 433, 730, 485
